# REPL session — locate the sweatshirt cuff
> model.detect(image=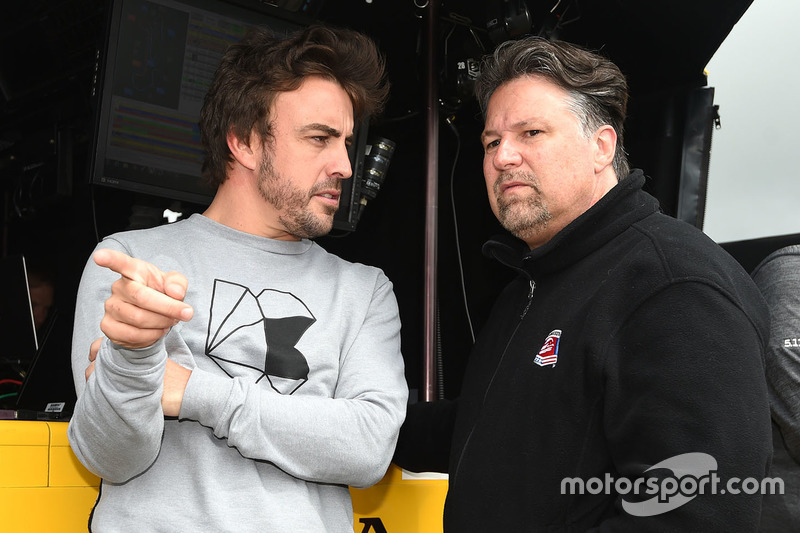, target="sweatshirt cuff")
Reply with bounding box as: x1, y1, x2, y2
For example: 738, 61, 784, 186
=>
106, 338, 167, 370
180, 367, 234, 426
